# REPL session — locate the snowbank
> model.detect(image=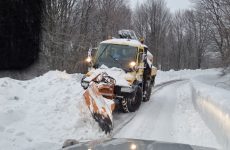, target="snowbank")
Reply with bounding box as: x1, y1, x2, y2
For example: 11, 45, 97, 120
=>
0, 71, 105, 150
156, 68, 230, 149
191, 80, 230, 150
1, 68, 229, 150
155, 68, 222, 84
